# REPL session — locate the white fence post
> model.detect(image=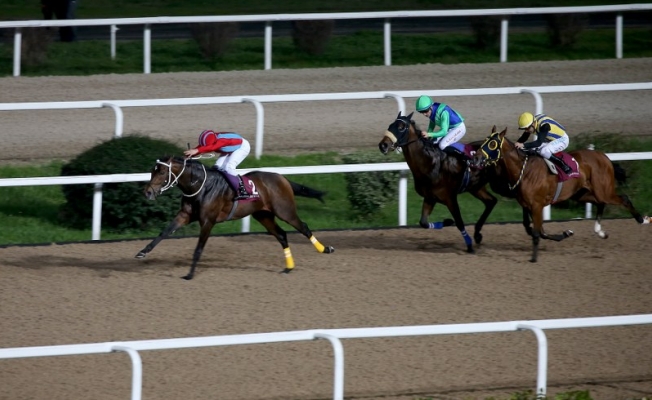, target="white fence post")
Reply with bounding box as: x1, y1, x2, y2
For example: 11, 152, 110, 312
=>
313, 333, 345, 400
112, 346, 143, 400
241, 98, 265, 160
143, 24, 151, 74
398, 171, 408, 226
264, 21, 272, 70
500, 17, 509, 63
517, 324, 548, 398
92, 183, 103, 240
13, 28, 21, 77
101, 102, 124, 138
616, 14, 623, 59
383, 19, 392, 66
110, 25, 119, 60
